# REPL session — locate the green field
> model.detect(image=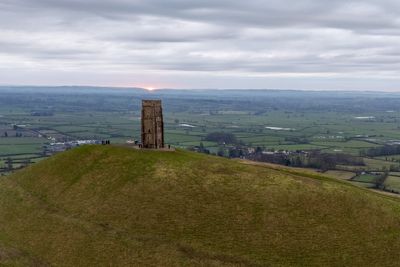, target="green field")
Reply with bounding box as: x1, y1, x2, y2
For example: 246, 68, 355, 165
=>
1, 146, 400, 265
1, 88, 400, 182
0, 144, 43, 155
384, 176, 400, 192
376, 155, 400, 161
364, 158, 397, 171
337, 158, 398, 172
352, 173, 378, 183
